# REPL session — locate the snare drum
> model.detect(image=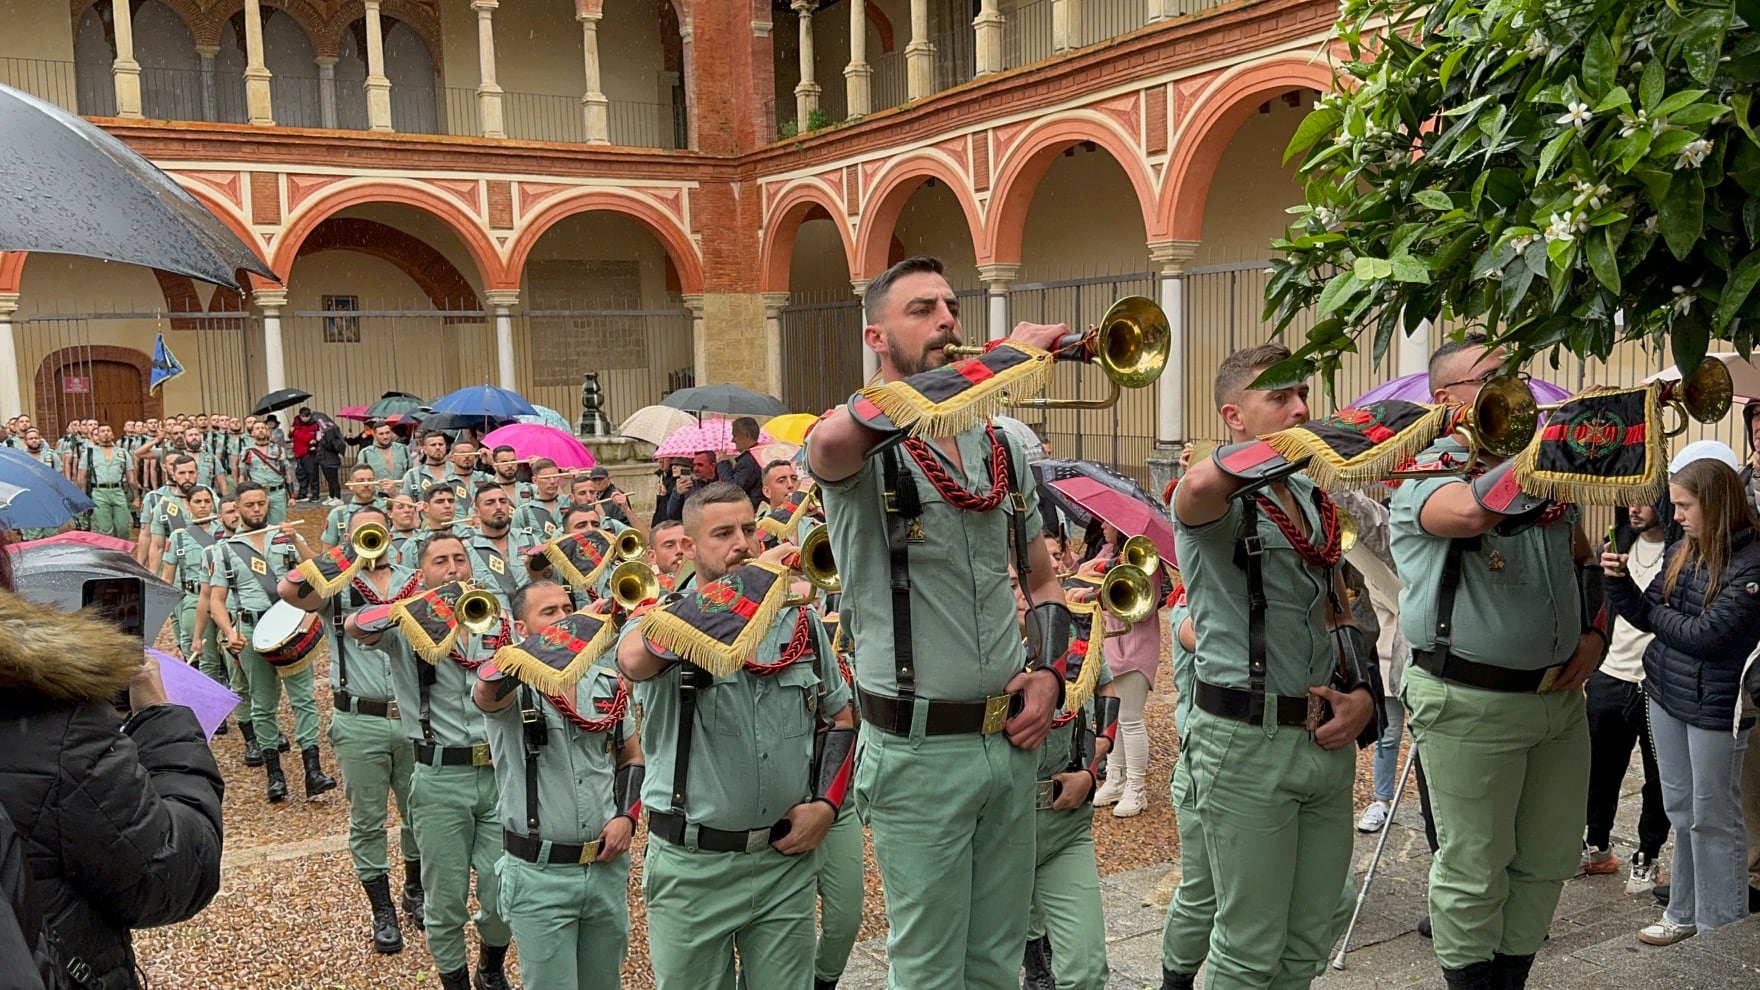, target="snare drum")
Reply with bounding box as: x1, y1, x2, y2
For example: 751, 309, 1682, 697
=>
251, 600, 321, 677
